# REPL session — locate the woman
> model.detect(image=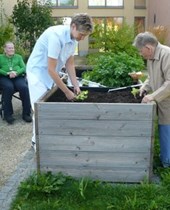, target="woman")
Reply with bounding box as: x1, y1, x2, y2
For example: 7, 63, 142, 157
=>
0, 41, 32, 124
26, 13, 93, 150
